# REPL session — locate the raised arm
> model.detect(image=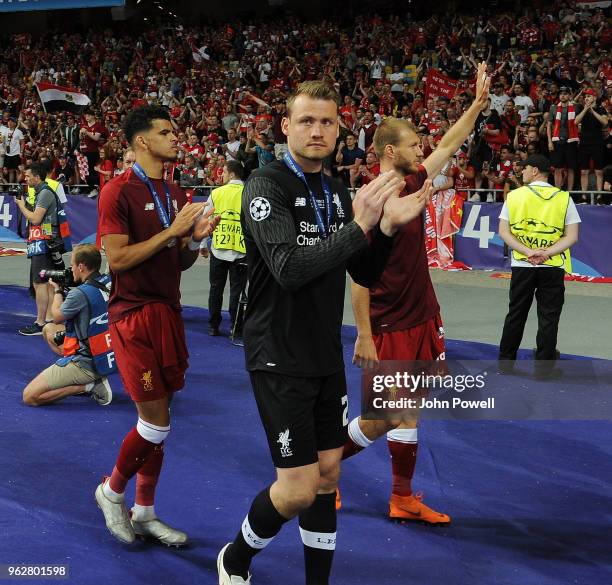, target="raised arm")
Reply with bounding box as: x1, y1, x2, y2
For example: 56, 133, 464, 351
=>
335, 141, 345, 164
423, 62, 490, 178
244, 92, 270, 110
